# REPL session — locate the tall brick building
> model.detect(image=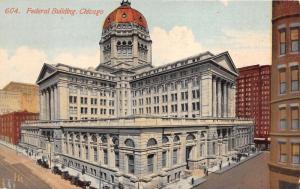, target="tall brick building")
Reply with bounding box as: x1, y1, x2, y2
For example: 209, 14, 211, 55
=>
0, 111, 38, 145
269, 1, 300, 189
236, 65, 271, 149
